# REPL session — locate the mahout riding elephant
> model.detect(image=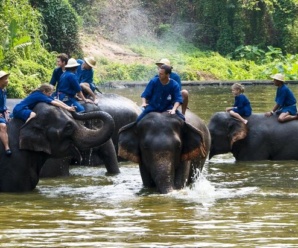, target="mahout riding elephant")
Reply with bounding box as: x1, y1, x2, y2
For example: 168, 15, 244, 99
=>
208, 111, 298, 161
118, 111, 211, 194
40, 93, 141, 177
0, 102, 114, 192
